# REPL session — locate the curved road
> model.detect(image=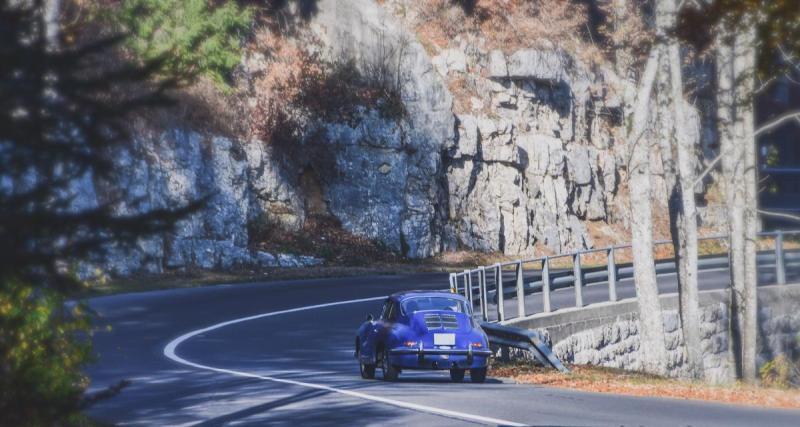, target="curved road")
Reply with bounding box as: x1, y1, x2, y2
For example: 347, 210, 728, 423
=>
86, 271, 800, 426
